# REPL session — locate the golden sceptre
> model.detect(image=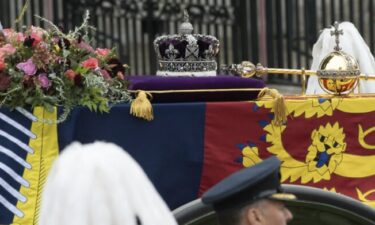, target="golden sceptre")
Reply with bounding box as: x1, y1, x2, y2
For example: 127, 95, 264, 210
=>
228, 61, 375, 81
